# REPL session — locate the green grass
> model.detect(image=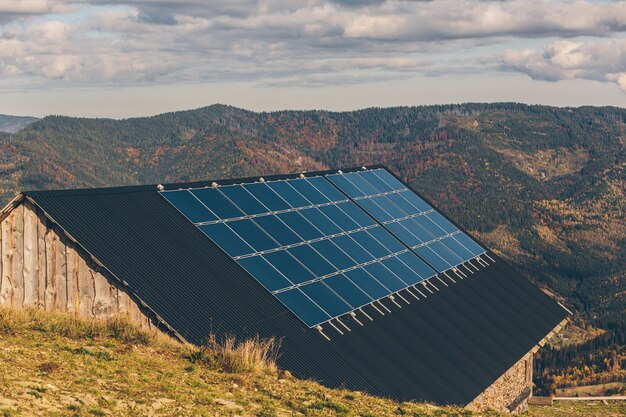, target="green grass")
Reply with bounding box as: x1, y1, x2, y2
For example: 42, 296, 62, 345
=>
0, 307, 623, 417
